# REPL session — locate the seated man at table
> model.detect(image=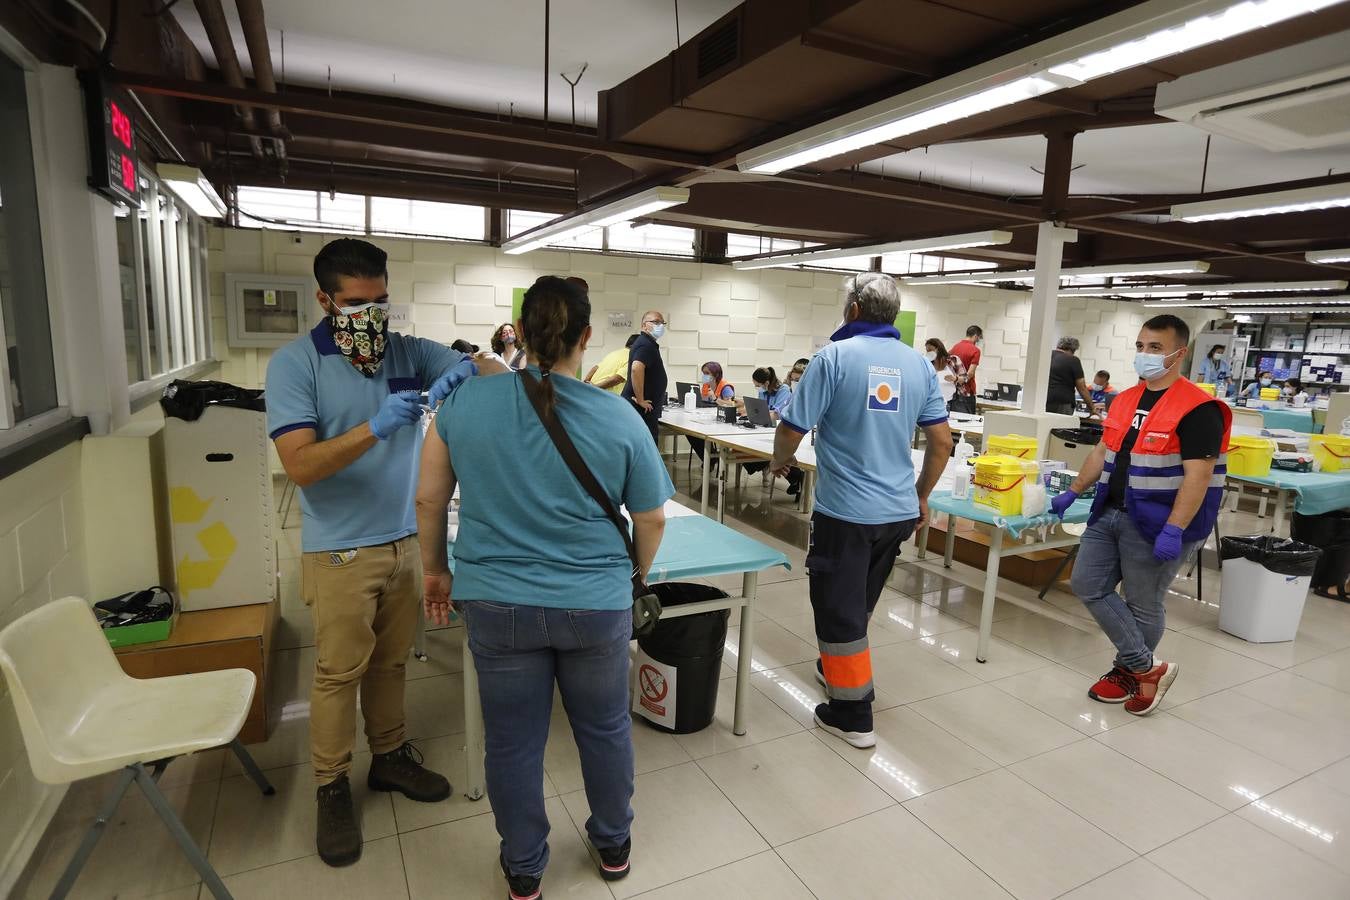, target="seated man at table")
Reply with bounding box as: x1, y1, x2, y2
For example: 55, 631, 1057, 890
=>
771, 273, 952, 748
1050, 314, 1230, 716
